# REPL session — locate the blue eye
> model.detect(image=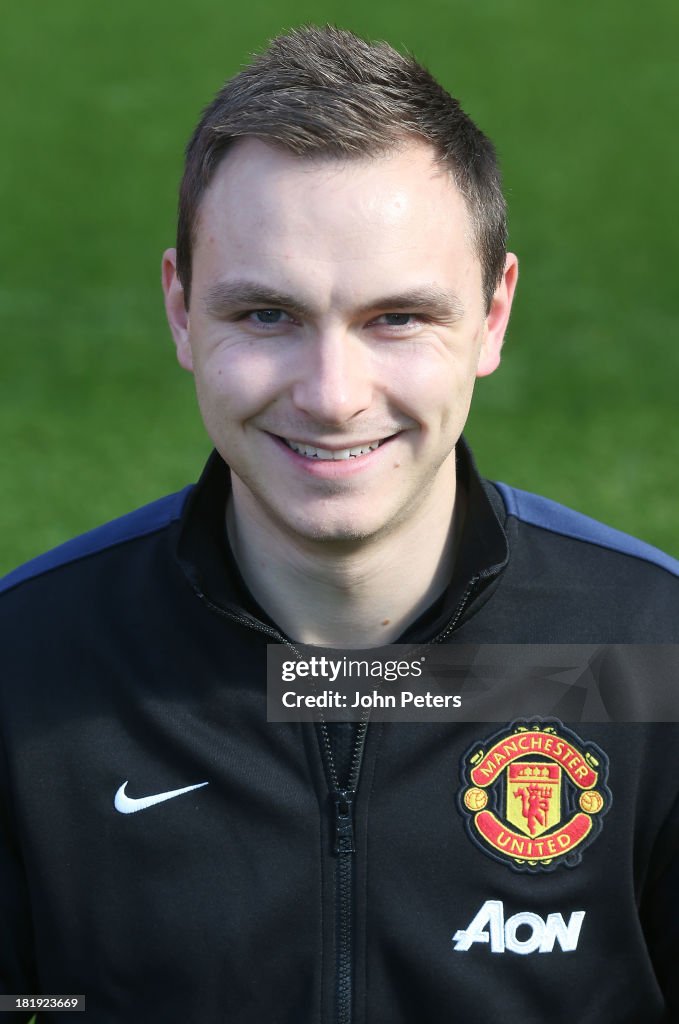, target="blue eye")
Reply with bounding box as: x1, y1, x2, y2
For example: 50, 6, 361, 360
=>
372, 313, 423, 329
251, 309, 287, 324
381, 313, 413, 326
